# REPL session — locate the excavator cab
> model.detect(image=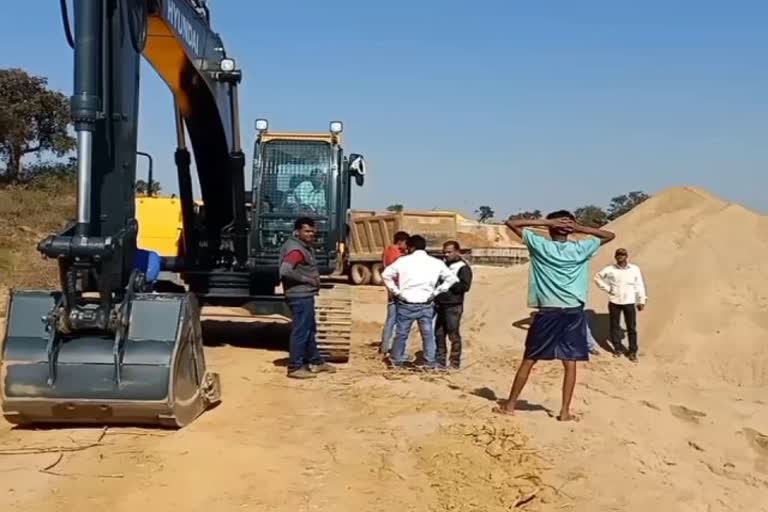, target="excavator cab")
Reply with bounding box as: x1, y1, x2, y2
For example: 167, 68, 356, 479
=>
248, 119, 366, 291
